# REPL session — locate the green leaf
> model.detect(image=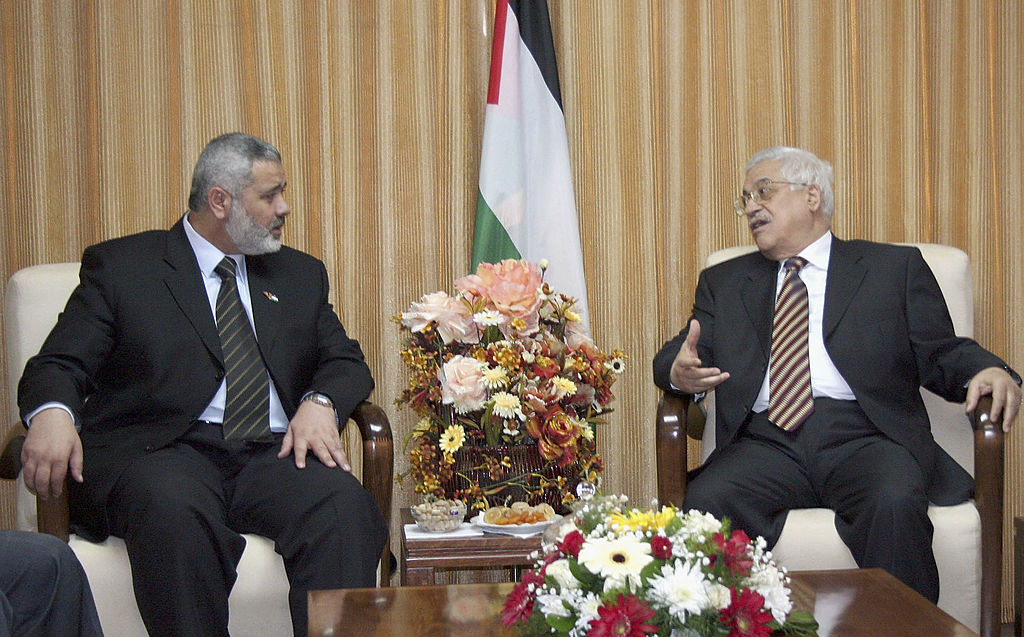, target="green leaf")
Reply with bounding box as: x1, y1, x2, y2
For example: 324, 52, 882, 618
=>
778, 610, 819, 635
545, 614, 575, 633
